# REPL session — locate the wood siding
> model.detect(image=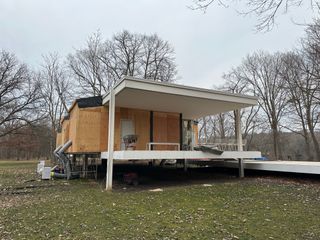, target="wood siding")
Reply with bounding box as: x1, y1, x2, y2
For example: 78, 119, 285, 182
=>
61, 119, 70, 147
56, 132, 62, 147
57, 105, 199, 153
153, 112, 180, 150
116, 108, 150, 151
59, 106, 150, 153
